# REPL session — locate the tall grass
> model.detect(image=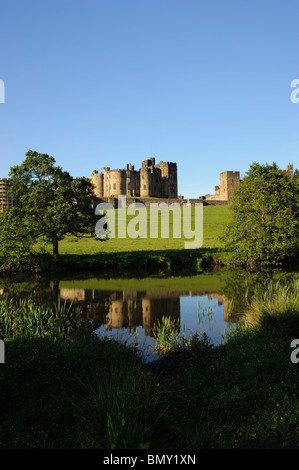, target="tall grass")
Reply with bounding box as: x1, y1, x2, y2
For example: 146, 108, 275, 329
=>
197, 298, 215, 329
223, 276, 299, 345
0, 297, 74, 340
73, 360, 170, 449
244, 277, 299, 332
152, 316, 195, 355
